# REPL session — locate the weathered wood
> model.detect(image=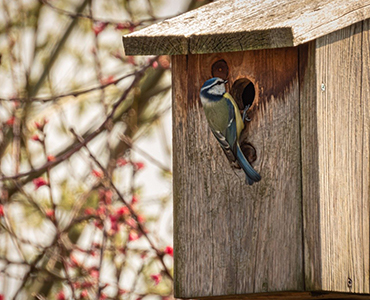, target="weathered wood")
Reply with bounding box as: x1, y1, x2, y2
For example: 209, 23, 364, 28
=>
173, 21, 370, 299
123, 0, 370, 55
301, 21, 370, 294
299, 41, 322, 291
197, 291, 370, 300
316, 20, 370, 293
173, 48, 302, 298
